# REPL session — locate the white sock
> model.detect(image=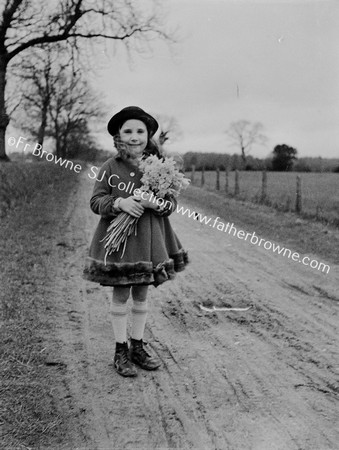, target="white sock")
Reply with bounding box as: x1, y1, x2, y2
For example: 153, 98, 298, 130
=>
110, 300, 128, 343
131, 300, 148, 340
